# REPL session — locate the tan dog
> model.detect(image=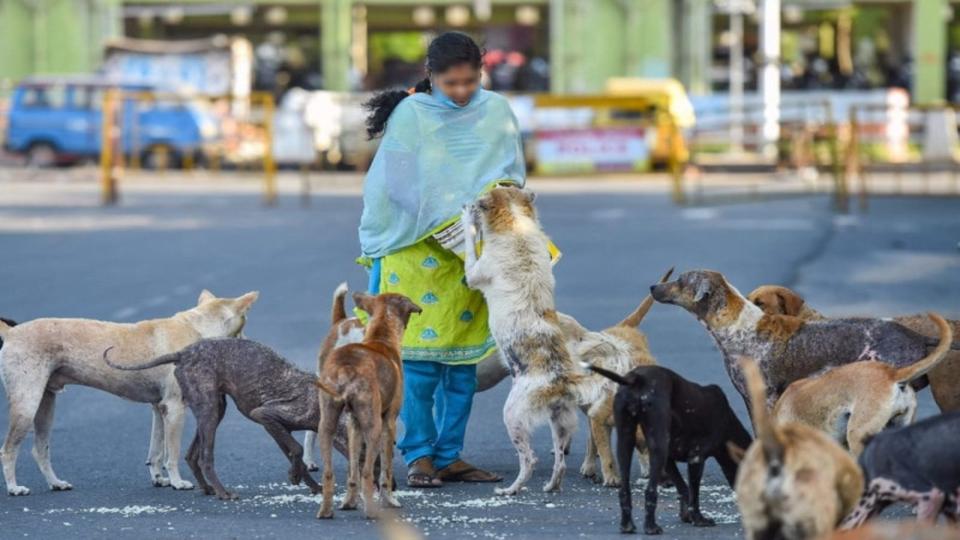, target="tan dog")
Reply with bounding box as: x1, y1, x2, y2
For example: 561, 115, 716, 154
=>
316, 292, 421, 519
749, 285, 960, 413
773, 313, 952, 456
735, 358, 863, 540
0, 290, 258, 495
555, 268, 672, 483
